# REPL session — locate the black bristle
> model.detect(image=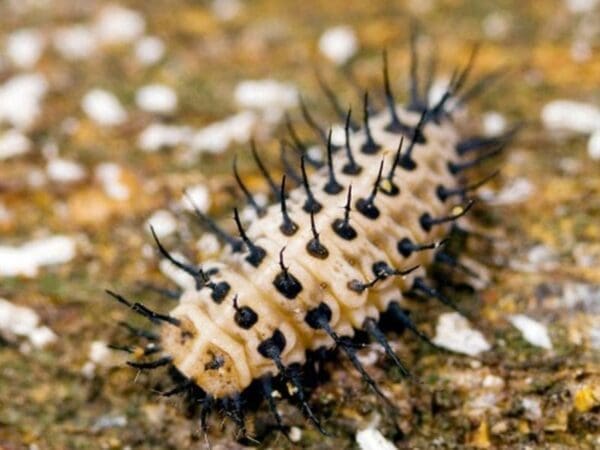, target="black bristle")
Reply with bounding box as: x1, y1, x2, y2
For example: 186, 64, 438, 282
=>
233, 155, 267, 218
233, 208, 266, 267
412, 277, 467, 315
279, 175, 299, 236
364, 318, 411, 377
232, 294, 259, 329
332, 185, 357, 240
419, 200, 474, 232
448, 145, 504, 174
299, 96, 329, 147
127, 356, 173, 370
316, 70, 359, 131
361, 91, 381, 154
342, 107, 362, 175
106, 289, 181, 327
273, 247, 303, 299
280, 141, 302, 184
251, 140, 280, 199
381, 137, 404, 196
323, 129, 343, 195
398, 110, 427, 171
306, 210, 329, 259
397, 237, 448, 258
437, 170, 499, 202
300, 155, 323, 214
355, 159, 384, 219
